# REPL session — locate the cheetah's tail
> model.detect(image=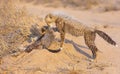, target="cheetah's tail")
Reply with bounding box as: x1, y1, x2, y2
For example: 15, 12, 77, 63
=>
95, 30, 117, 46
